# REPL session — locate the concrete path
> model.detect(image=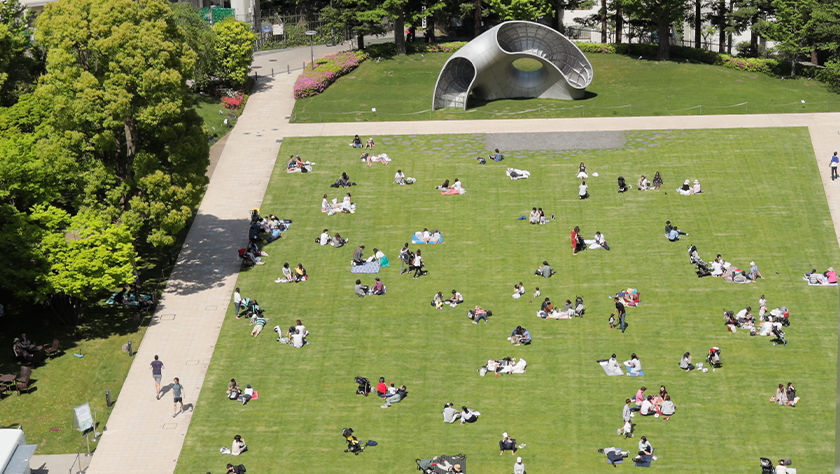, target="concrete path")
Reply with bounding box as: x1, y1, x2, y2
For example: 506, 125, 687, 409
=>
85, 48, 840, 474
